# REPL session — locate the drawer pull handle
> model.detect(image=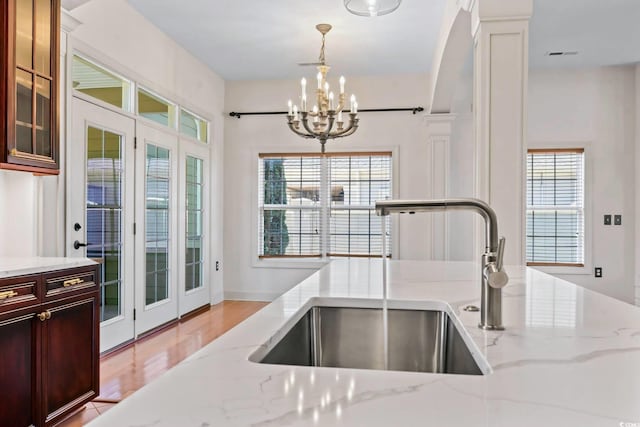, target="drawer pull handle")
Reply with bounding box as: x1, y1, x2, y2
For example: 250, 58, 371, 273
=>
63, 278, 84, 287
38, 310, 52, 321
0, 290, 18, 300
